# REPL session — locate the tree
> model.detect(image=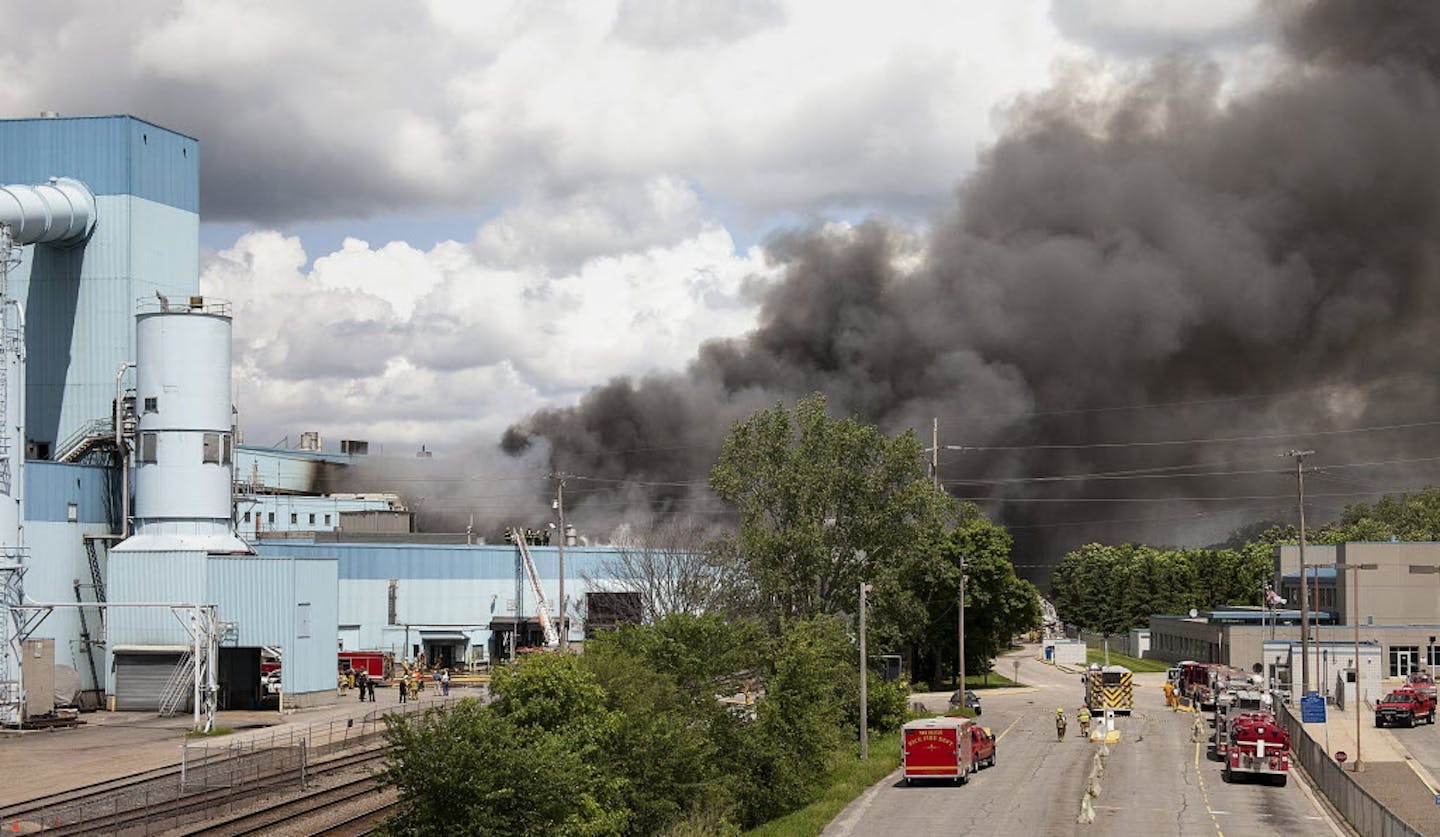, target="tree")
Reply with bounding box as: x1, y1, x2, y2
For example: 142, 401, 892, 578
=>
708, 393, 950, 623
947, 515, 1042, 675
585, 519, 740, 621
1319, 486, 1440, 543
380, 655, 629, 835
